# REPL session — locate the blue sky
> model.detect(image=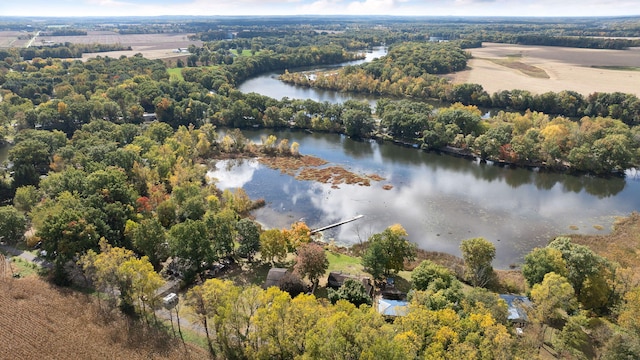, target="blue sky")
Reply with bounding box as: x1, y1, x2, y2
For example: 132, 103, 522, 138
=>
1, 0, 638, 17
